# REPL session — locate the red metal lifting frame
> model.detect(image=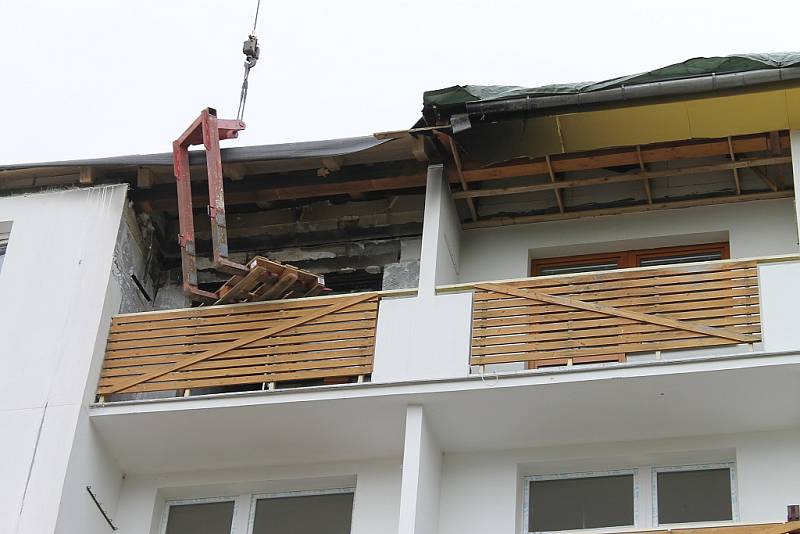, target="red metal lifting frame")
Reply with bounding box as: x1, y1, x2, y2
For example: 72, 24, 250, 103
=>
173, 108, 248, 302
